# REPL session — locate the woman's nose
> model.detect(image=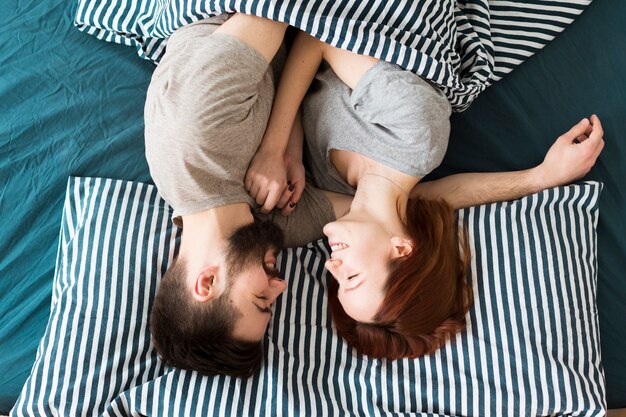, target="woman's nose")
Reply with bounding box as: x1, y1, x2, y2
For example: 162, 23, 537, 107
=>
267, 277, 287, 302
322, 221, 336, 238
